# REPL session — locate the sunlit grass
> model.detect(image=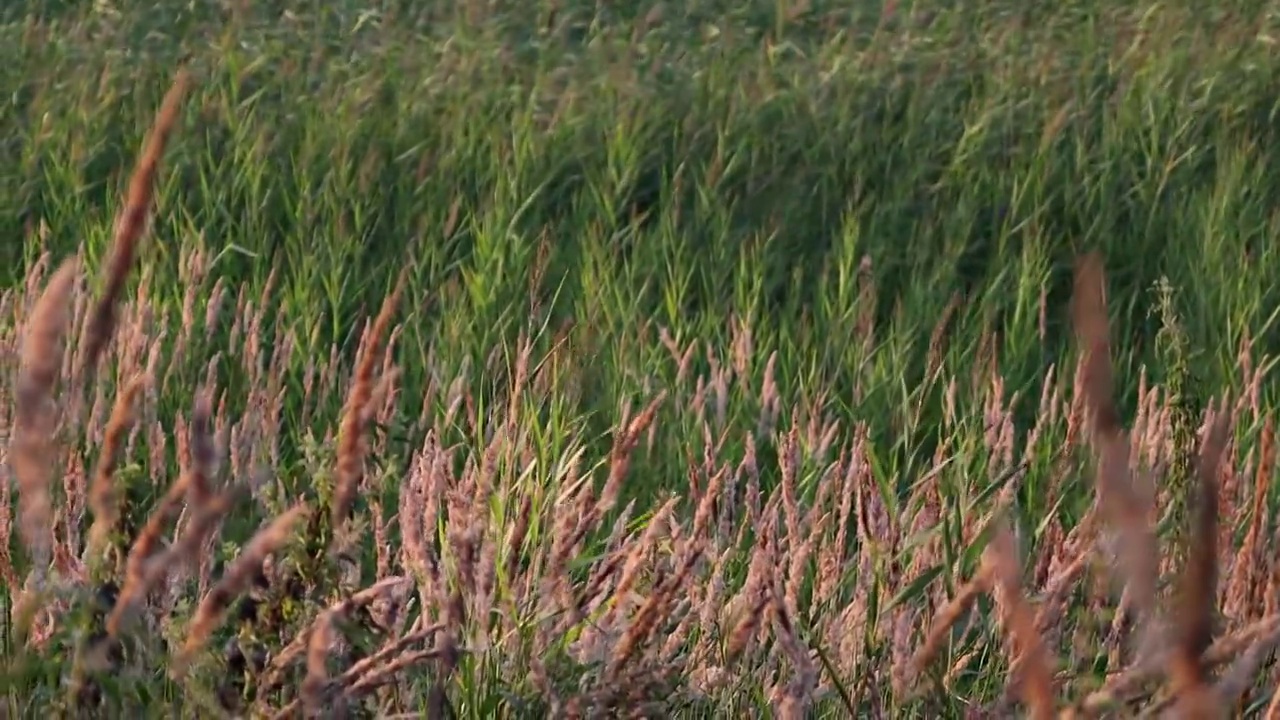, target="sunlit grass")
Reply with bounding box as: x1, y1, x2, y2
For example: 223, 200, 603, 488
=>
6, 0, 1280, 716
